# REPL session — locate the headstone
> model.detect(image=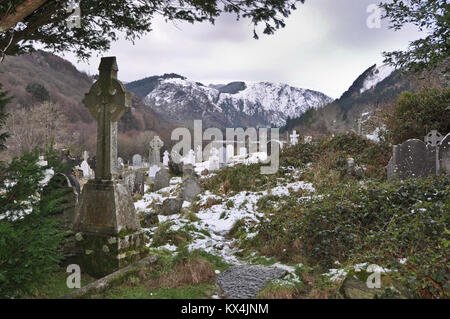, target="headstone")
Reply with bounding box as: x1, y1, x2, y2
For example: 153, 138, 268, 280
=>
424, 130, 444, 174
183, 164, 196, 180
122, 170, 144, 195
162, 151, 170, 167
208, 147, 220, 171
169, 151, 183, 176
438, 133, 450, 175
73, 57, 146, 278
304, 136, 312, 144
132, 154, 142, 169
181, 176, 202, 202
154, 168, 170, 191
387, 139, 436, 180
161, 197, 183, 215
149, 135, 164, 166
290, 130, 299, 146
